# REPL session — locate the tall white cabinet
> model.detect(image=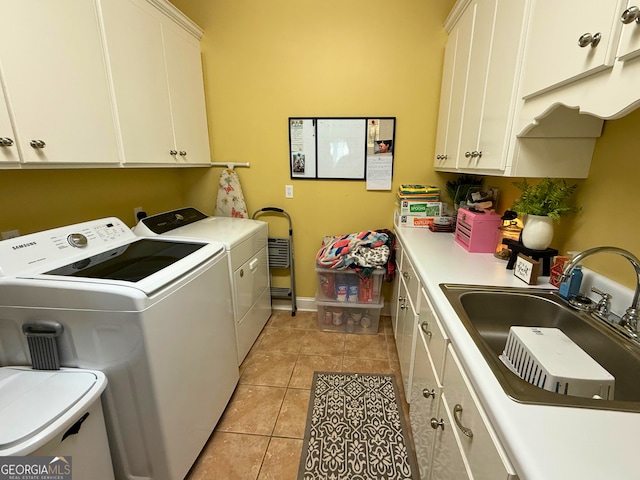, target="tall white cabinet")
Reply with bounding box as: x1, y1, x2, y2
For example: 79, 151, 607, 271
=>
0, 0, 120, 165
